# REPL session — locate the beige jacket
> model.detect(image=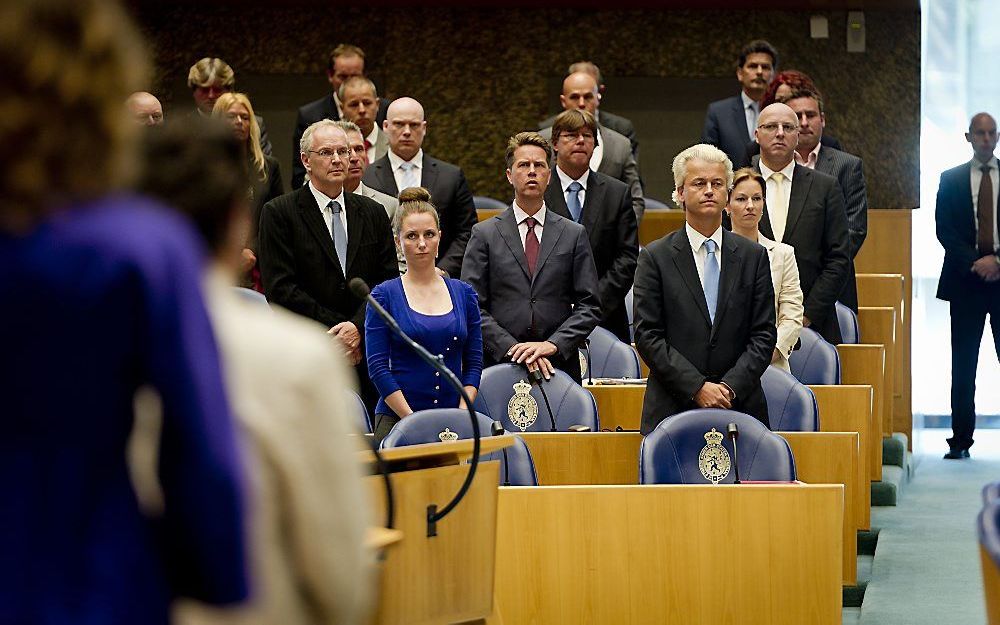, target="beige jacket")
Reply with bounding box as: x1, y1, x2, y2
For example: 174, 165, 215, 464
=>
759, 235, 804, 372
